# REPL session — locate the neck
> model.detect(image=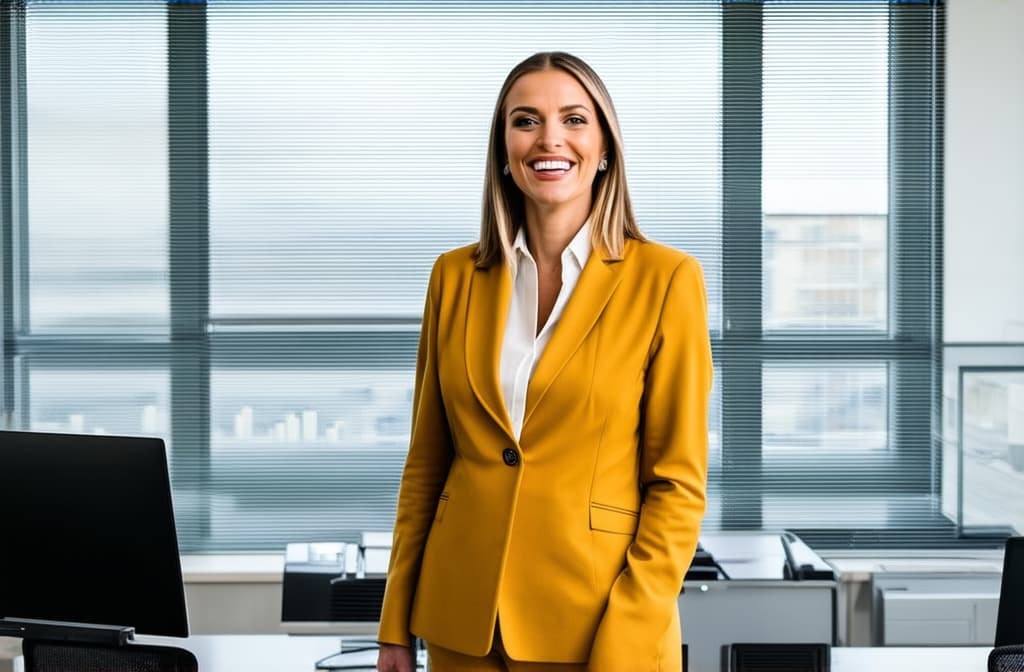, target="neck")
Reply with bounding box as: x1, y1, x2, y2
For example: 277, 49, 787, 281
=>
523, 199, 590, 270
